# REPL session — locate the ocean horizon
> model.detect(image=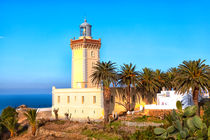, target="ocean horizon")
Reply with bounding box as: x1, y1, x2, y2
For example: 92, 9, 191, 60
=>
0, 93, 52, 114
